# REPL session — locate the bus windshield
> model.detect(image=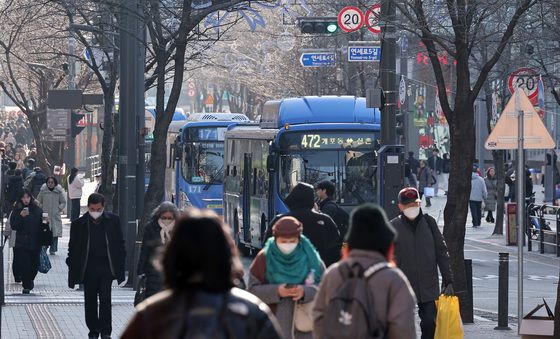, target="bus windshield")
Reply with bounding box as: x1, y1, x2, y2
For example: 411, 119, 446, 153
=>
182, 142, 225, 185
278, 131, 379, 206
